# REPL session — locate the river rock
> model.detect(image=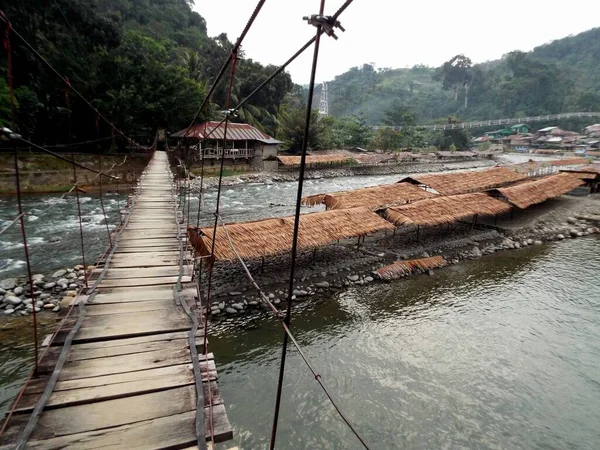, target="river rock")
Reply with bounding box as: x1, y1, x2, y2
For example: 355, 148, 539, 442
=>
32, 274, 44, 281
229, 291, 242, 296
365, 276, 374, 282
557, 234, 565, 240
0, 279, 17, 290
347, 275, 359, 282
43, 282, 56, 290
13, 286, 23, 295
67, 273, 77, 279
43, 303, 55, 310
567, 217, 577, 224
320, 271, 327, 277
218, 302, 225, 310
74, 265, 83, 271
0, 288, 5, 295
48, 236, 61, 243
527, 239, 534, 245
248, 301, 258, 307
534, 240, 543, 245
4, 308, 14, 315
231, 303, 244, 311
52, 305, 60, 312
57, 278, 68, 285
225, 307, 238, 315
569, 229, 579, 237
577, 232, 583, 237
315, 281, 330, 288
471, 247, 482, 257
4, 296, 22, 306
52, 269, 67, 278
